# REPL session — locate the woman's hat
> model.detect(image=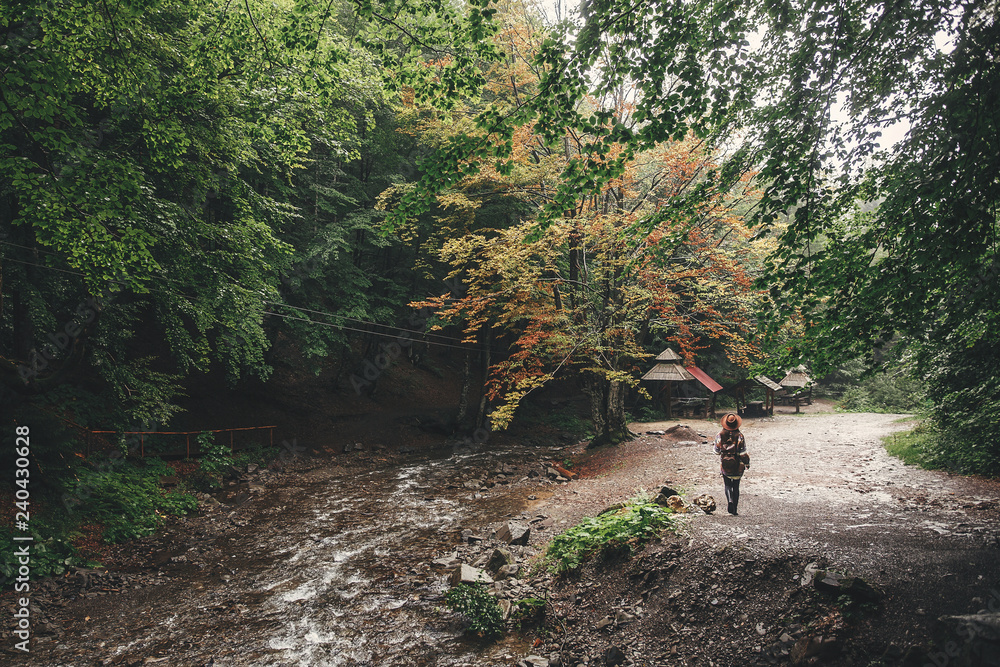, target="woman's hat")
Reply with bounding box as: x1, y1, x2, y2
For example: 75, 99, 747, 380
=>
721, 413, 742, 430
